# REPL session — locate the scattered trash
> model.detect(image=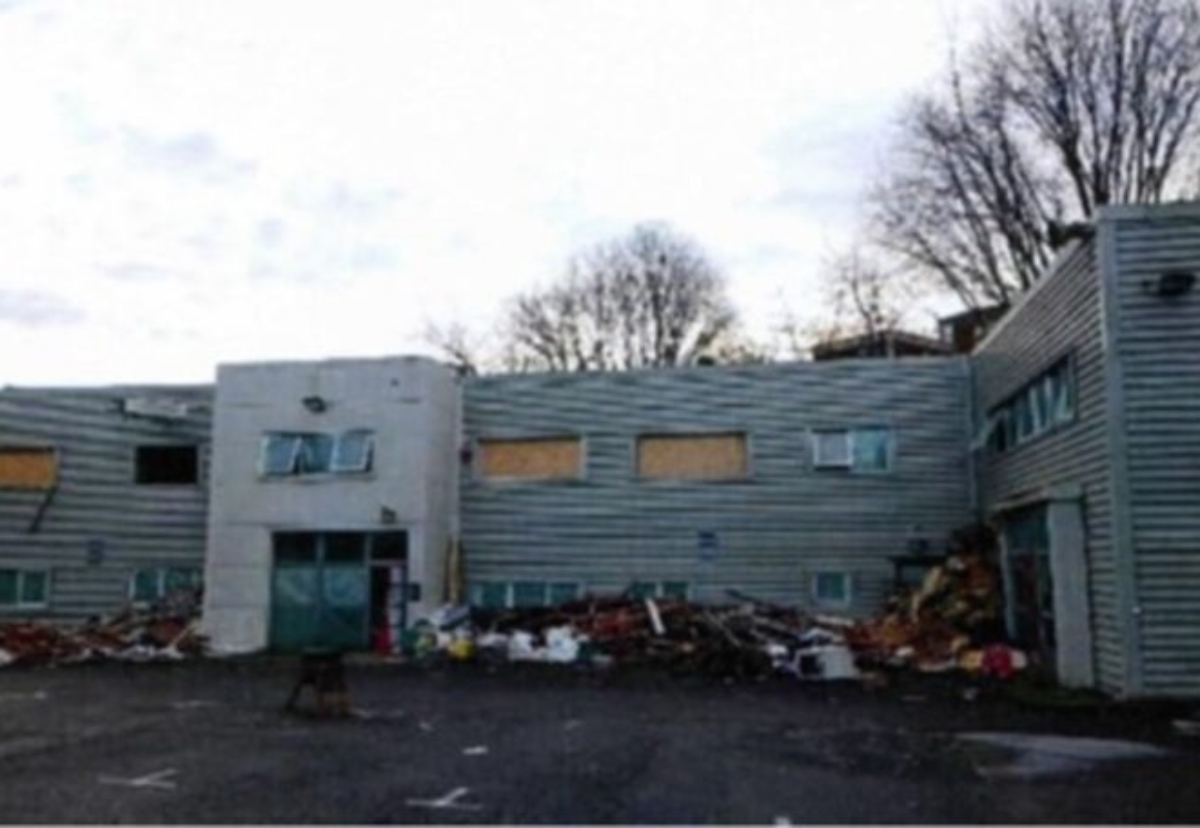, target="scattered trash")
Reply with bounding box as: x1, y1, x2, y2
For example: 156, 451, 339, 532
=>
0, 591, 206, 668
1173, 719, 1200, 737
405, 786, 483, 812
425, 605, 472, 631
97, 768, 179, 790
386, 525, 1024, 685
462, 745, 489, 756
171, 699, 217, 711
0, 690, 47, 703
